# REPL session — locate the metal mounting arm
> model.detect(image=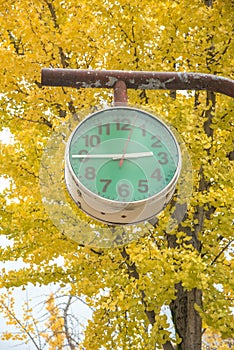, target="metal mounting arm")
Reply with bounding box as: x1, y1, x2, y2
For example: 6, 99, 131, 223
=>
41, 69, 234, 100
